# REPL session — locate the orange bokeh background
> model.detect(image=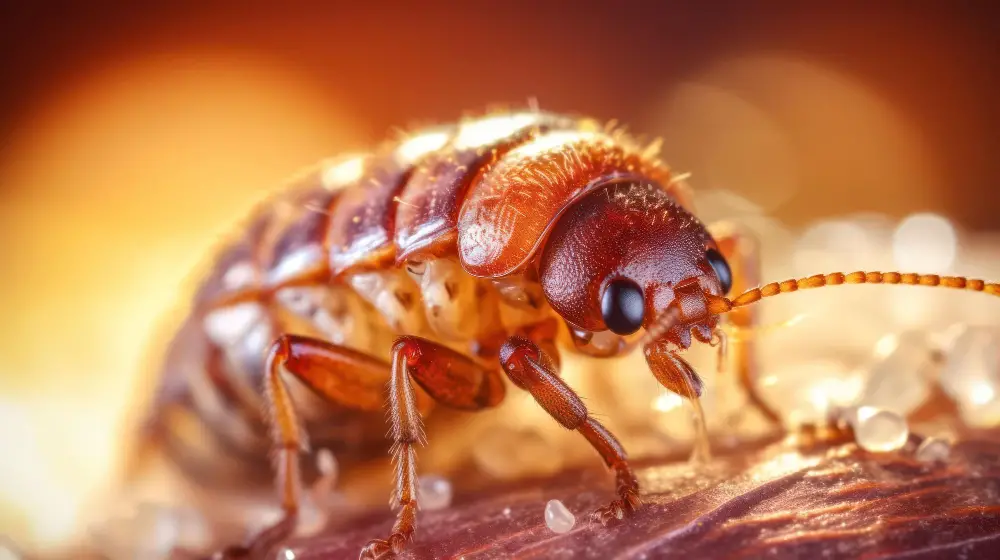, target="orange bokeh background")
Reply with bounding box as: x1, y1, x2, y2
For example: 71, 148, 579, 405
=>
0, 3, 997, 555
